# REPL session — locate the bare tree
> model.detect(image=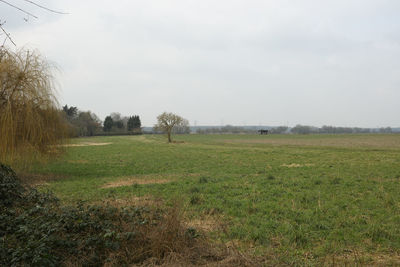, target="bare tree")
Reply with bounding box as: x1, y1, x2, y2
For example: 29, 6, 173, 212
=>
154, 112, 188, 143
